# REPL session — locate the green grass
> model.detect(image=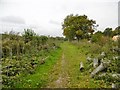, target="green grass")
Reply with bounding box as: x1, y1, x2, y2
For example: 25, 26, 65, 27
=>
66, 42, 111, 88
46, 41, 111, 88
13, 41, 111, 88
14, 48, 62, 88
